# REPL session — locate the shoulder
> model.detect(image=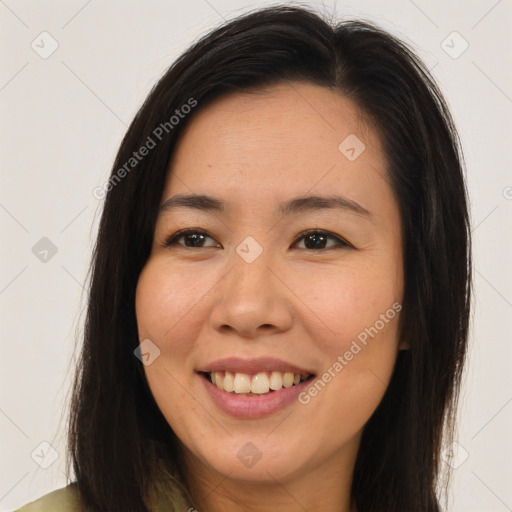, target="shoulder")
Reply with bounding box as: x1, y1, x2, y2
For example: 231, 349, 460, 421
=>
13, 484, 89, 512
13, 482, 191, 512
